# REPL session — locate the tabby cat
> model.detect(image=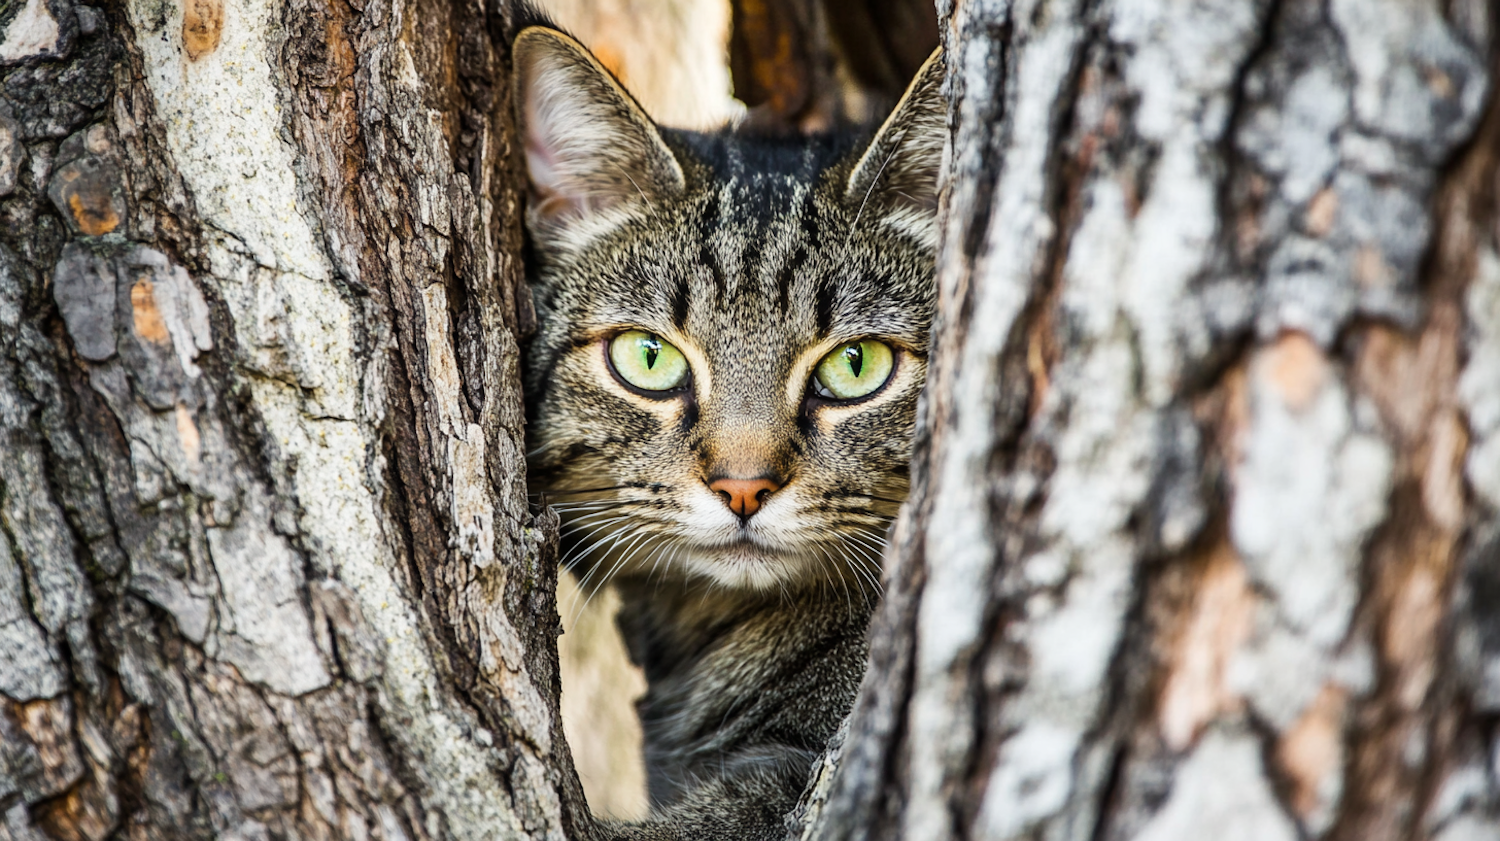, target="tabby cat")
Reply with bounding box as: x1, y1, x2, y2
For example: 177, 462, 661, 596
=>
516, 22, 944, 840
